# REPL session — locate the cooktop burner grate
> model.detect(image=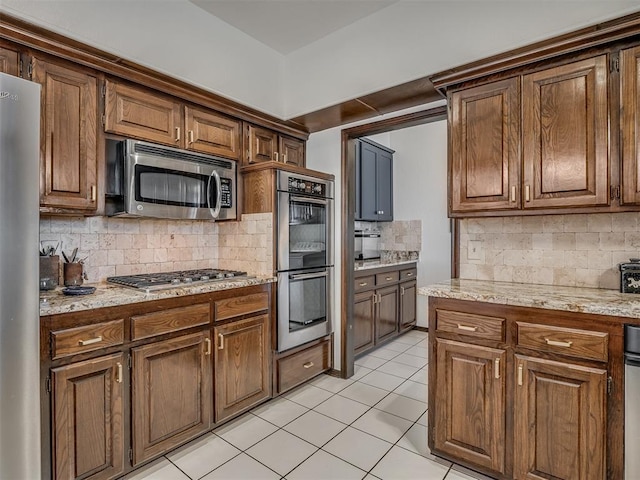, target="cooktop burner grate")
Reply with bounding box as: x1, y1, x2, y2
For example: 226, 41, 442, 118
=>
107, 268, 248, 291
